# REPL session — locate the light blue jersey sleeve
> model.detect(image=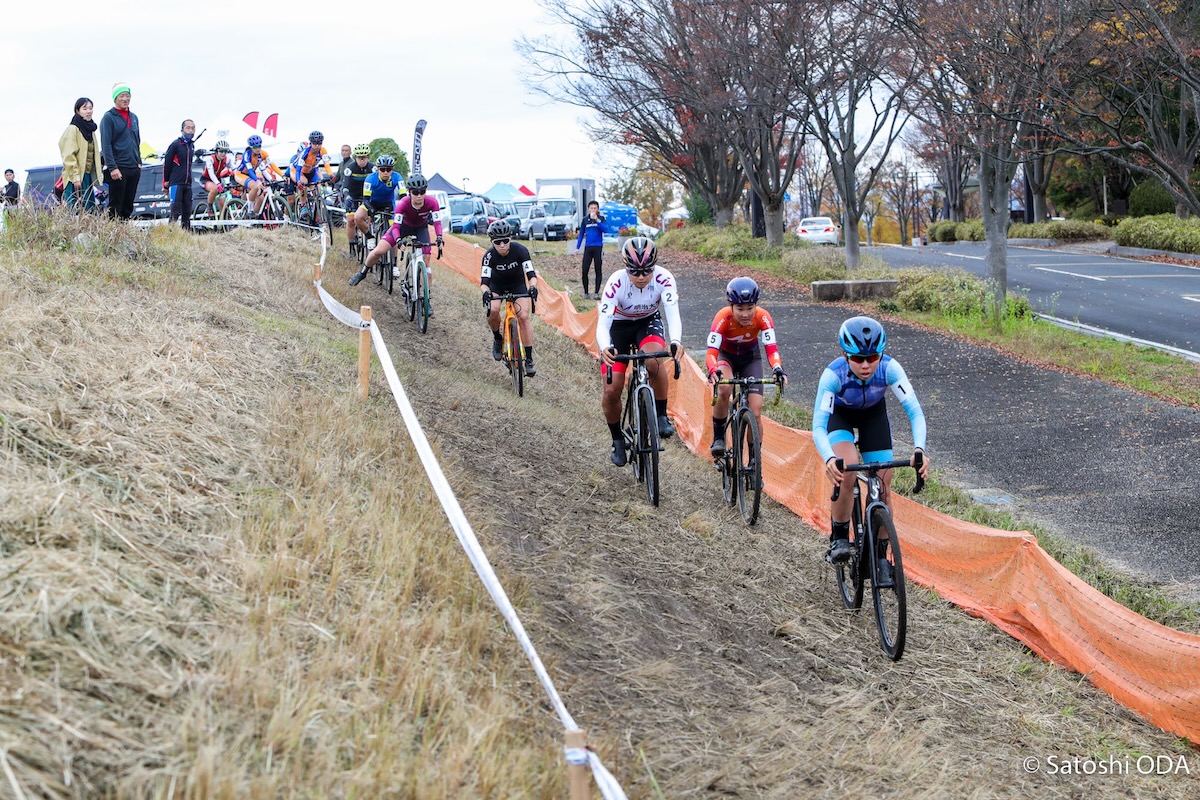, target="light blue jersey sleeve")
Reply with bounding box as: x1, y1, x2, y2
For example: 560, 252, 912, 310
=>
811, 367, 842, 462
885, 359, 927, 451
